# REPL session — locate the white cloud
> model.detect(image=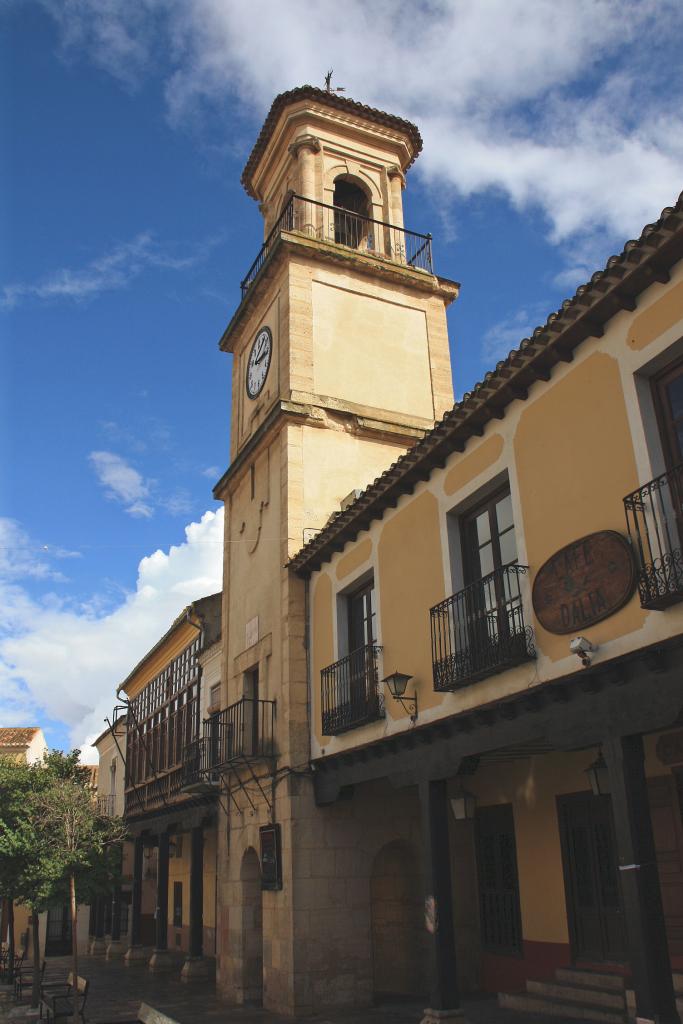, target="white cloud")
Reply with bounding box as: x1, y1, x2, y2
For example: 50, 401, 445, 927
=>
37, 0, 683, 273
89, 451, 154, 518
201, 465, 220, 479
0, 509, 224, 753
1, 231, 214, 310
0, 519, 81, 583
